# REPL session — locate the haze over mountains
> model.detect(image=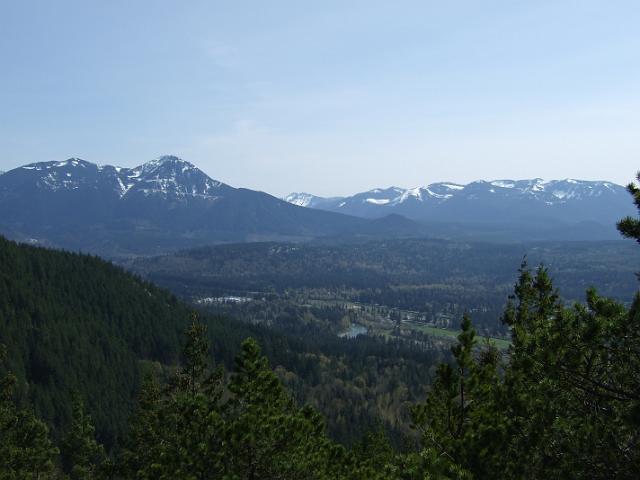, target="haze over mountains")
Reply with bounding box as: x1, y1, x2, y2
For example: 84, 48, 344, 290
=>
0, 155, 632, 257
